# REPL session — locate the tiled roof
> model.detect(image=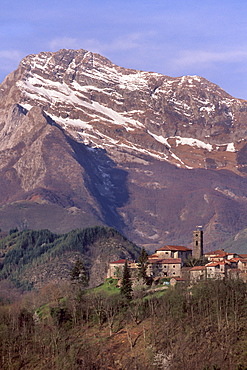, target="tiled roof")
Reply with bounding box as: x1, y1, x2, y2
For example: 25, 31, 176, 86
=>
204, 249, 227, 256
229, 258, 240, 263
206, 261, 228, 267
148, 258, 182, 264
156, 245, 192, 252
109, 259, 132, 264
206, 262, 220, 267
147, 258, 163, 264
239, 258, 247, 263
189, 266, 206, 271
